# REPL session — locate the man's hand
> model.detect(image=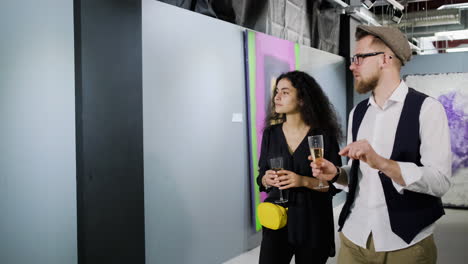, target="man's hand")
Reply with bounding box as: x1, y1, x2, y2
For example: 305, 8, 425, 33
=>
339, 139, 405, 186
310, 156, 338, 181
339, 139, 384, 170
